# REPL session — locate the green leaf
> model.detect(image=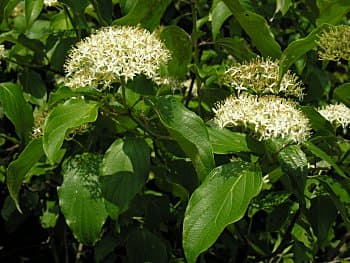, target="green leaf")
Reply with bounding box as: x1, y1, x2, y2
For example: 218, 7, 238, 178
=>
300, 107, 334, 136
309, 195, 337, 248
24, 0, 43, 29
92, 0, 113, 25
147, 96, 215, 181
279, 24, 330, 77
210, 1, 232, 40
275, 0, 292, 15
58, 153, 108, 245
305, 141, 347, 178
222, 0, 282, 58
334, 83, 350, 106
183, 161, 262, 263
318, 176, 350, 227
126, 228, 168, 263
114, 0, 172, 31
43, 99, 99, 164
160, 25, 192, 79
19, 69, 47, 106
214, 37, 257, 61
7, 138, 44, 211
207, 126, 250, 154
278, 145, 308, 178
0, 82, 33, 142
278, 145, 308, 204
100, 137, 150, 211
316, 0, 350, 26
